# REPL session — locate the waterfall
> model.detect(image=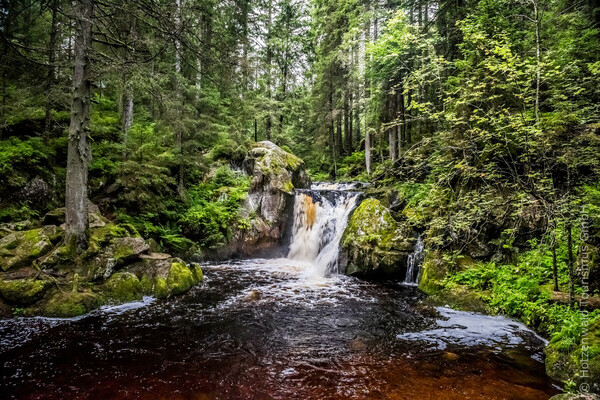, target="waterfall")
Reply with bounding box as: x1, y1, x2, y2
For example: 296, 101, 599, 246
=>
404, 234, 424, 285
287, 183, 361, 278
